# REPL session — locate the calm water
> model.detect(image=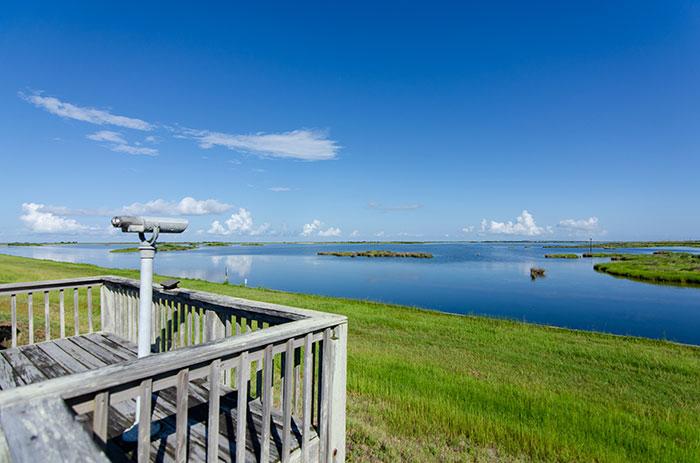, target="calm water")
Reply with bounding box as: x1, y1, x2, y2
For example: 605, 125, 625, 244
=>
3, 243, 700, 345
